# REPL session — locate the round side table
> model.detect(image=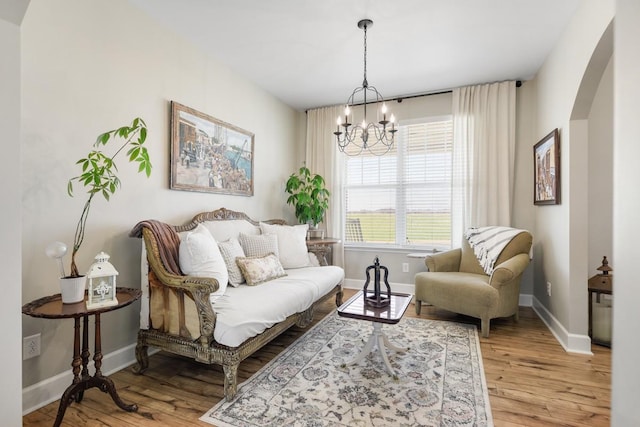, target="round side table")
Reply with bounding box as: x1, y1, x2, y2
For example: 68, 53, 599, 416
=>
22, 287, 141, 427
